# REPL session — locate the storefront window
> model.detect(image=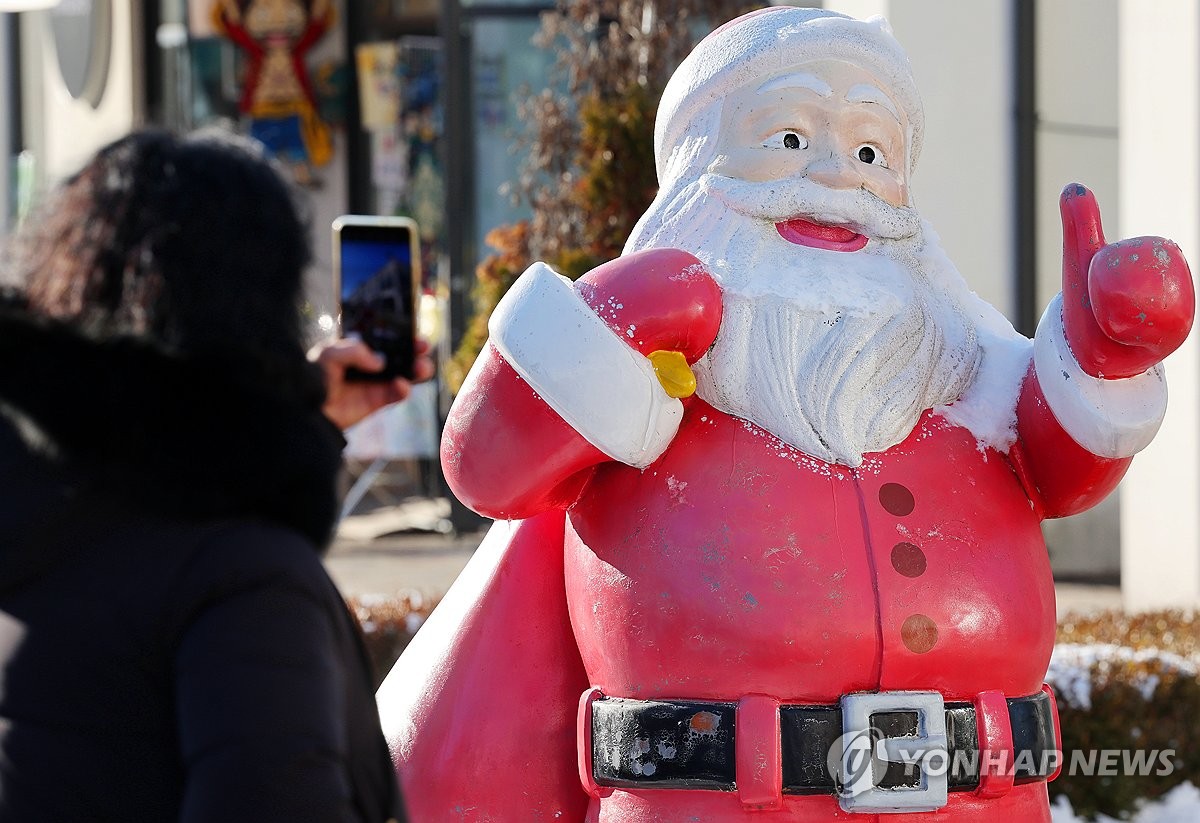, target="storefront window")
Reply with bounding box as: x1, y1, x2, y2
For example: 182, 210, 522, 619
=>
470, 16, 550, 261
